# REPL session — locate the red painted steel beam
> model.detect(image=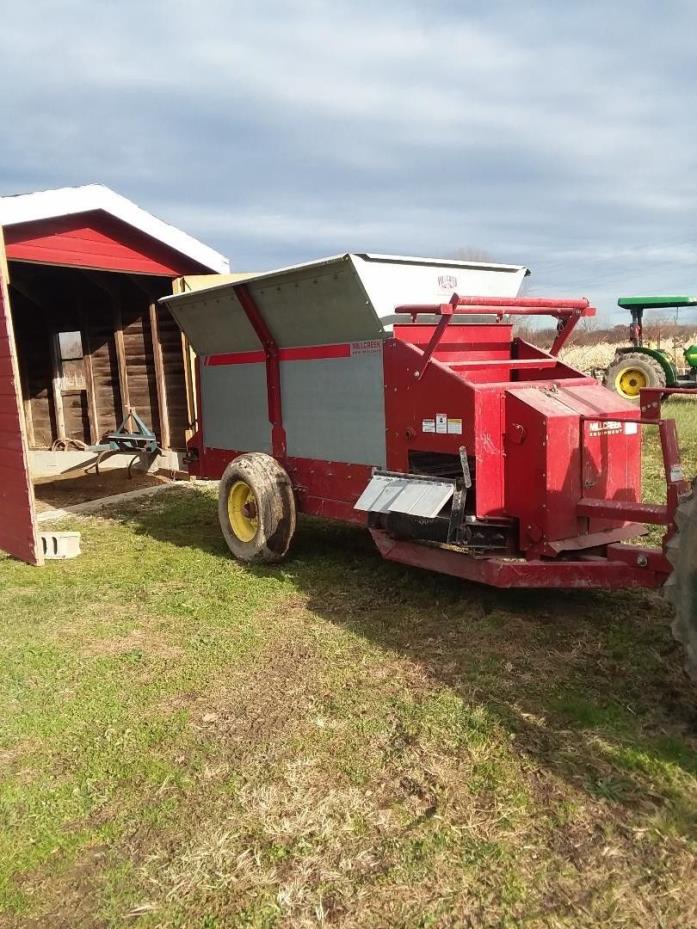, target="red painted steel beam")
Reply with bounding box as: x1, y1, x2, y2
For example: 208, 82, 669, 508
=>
236, 284, 287, 458
576, 497, 670, 525
370, 530, 665, 589
414, 313, 451, 379
453, 296, 590, 309
205, 343, 351, 367
640, 387, 697, 421
450, 358, 559, 369
396, 304, 594, 317
657, 417, 691, 537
